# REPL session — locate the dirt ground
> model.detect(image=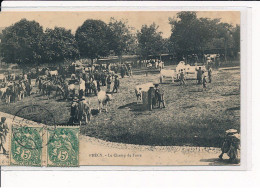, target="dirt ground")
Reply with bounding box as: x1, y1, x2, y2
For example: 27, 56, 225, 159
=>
0, 66, 240, 147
